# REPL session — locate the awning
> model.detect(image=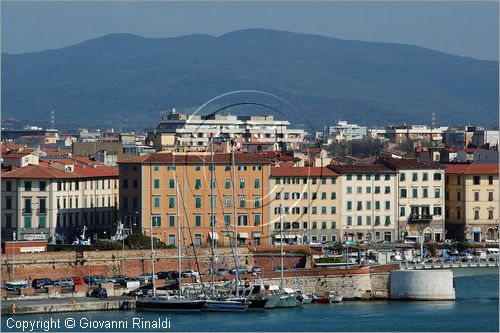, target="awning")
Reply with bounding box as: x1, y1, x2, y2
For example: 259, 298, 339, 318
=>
275, 234, 297, 239
208, 232, 219, 240
238, 232, 249, 238
252, 232, 262, 238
